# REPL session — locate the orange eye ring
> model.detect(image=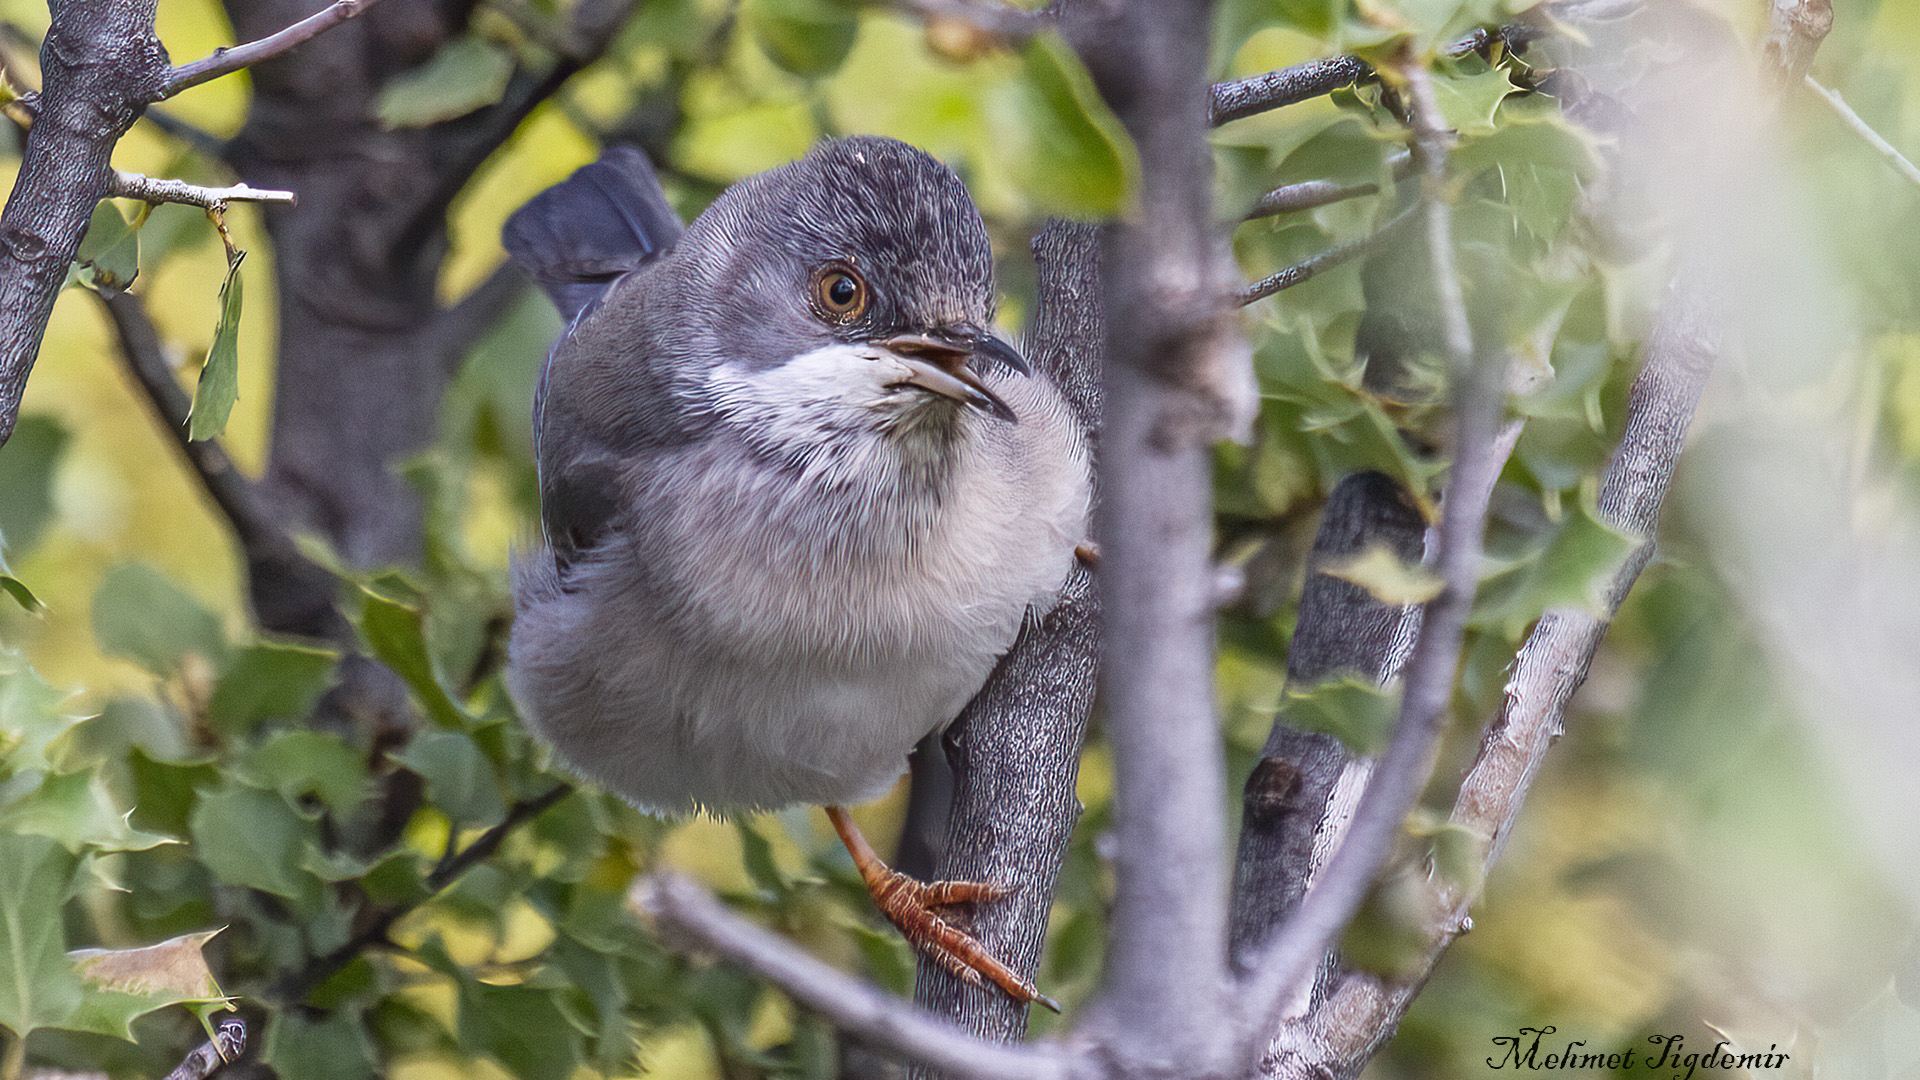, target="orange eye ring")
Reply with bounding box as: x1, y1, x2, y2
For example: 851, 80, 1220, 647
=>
812, 263, 869, 323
